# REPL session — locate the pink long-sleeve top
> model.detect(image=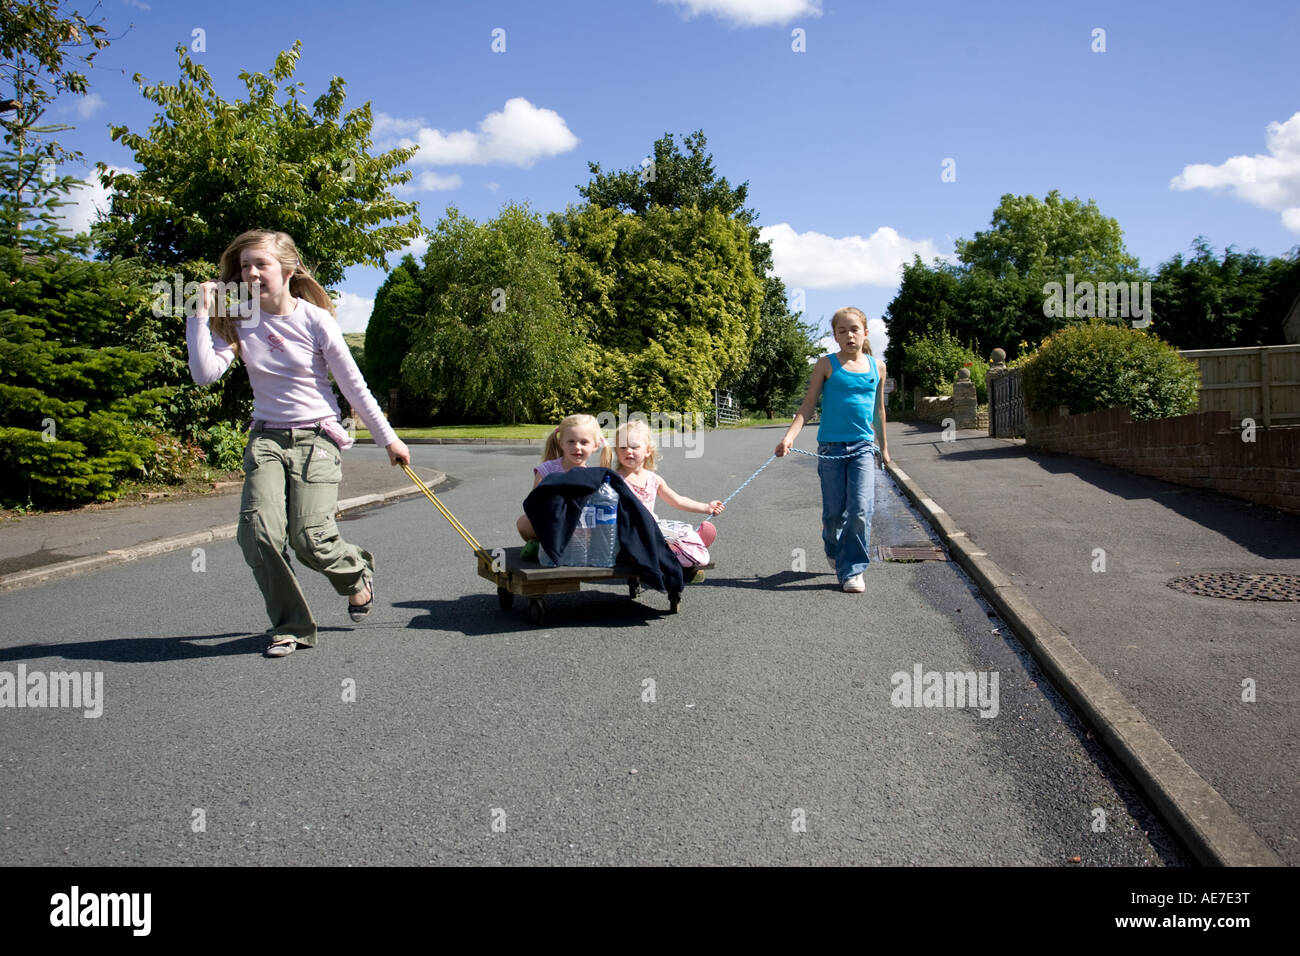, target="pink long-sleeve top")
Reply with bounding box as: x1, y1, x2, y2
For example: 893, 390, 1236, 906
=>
185, 298, 399, 449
